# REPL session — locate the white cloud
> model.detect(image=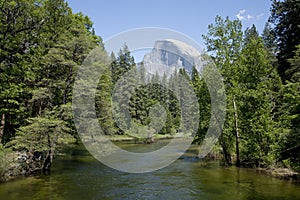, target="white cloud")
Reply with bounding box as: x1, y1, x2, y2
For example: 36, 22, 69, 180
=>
236, 9, 246, 20
256, 13, 264, 20
236, 9, 264, 21
247, 14, 254, 20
